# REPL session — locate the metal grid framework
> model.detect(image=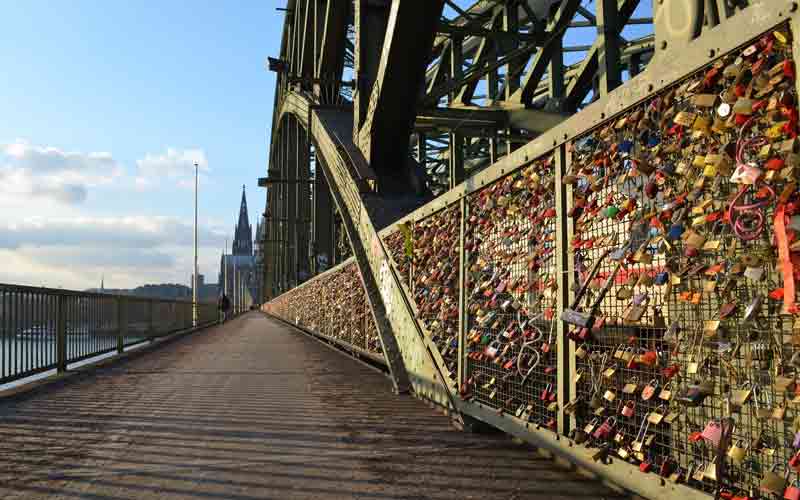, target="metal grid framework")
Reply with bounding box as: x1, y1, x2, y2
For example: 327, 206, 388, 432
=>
0, 284, 217, 385
566, 24, 799, 496
412, 205, 462, 381
264, 3, 800, 498
464, 155, 560, 430
384, 228, 412, 289
264, 261, 383, 357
